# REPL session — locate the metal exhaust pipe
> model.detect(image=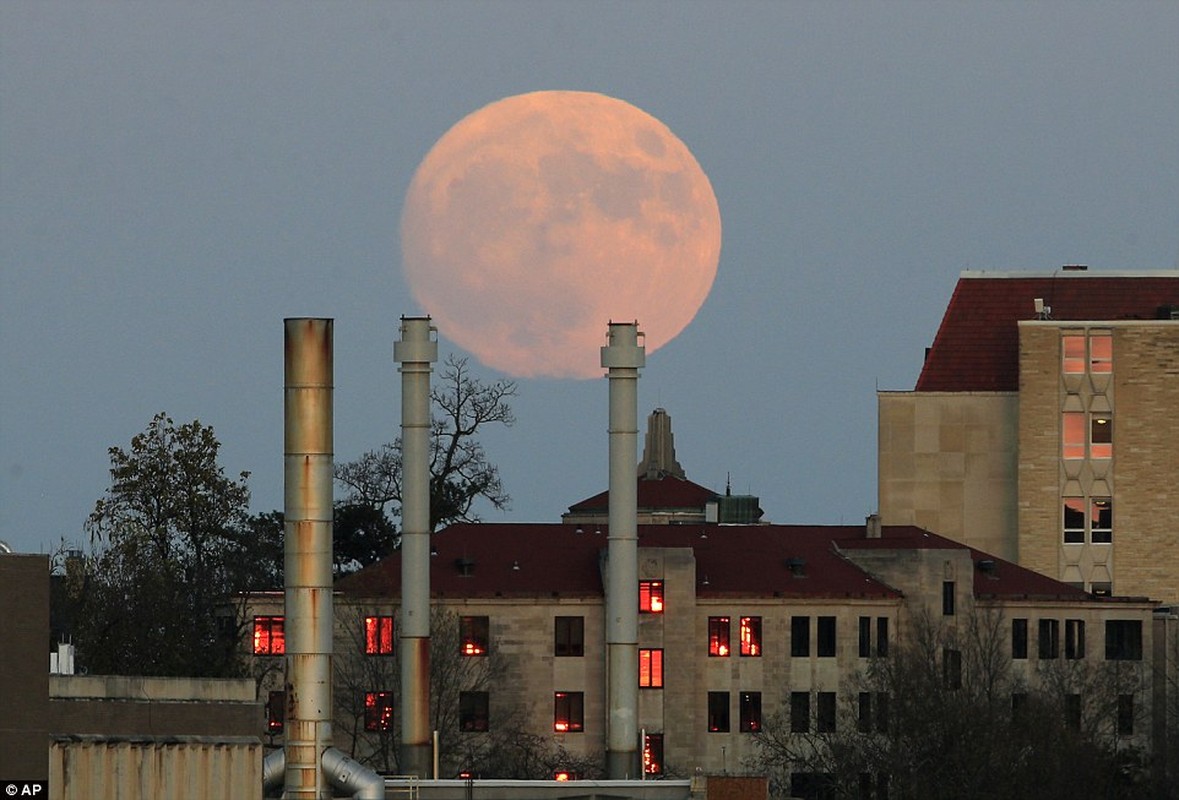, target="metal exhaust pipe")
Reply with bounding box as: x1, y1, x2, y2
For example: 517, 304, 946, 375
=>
394, 316, 437, 778
601, 321, 644, 779
283, 318, 335, 798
